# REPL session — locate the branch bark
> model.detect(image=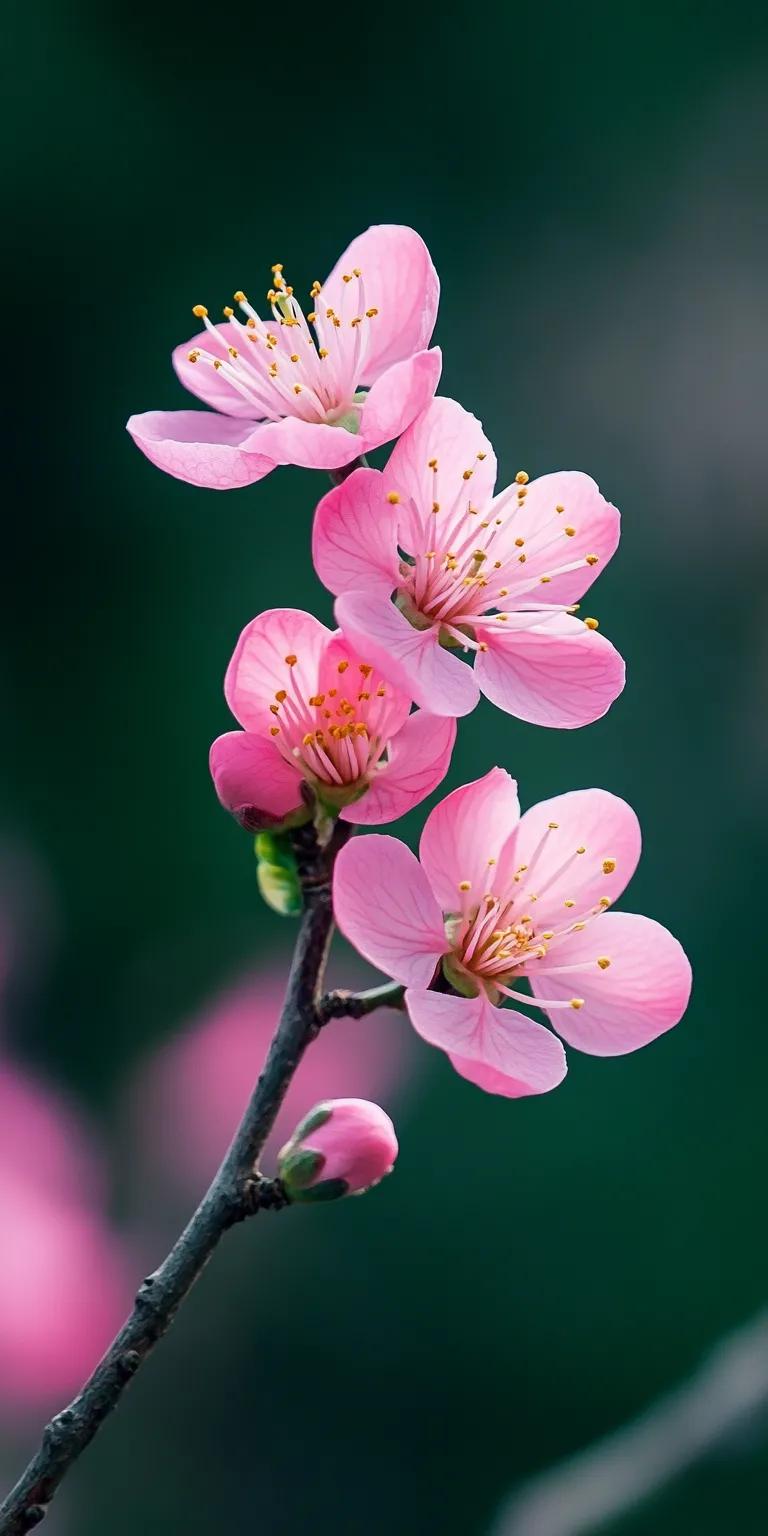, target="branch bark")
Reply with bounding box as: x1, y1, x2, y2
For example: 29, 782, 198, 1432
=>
317, 981, 406, 1024
0, 820, 351, 1536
